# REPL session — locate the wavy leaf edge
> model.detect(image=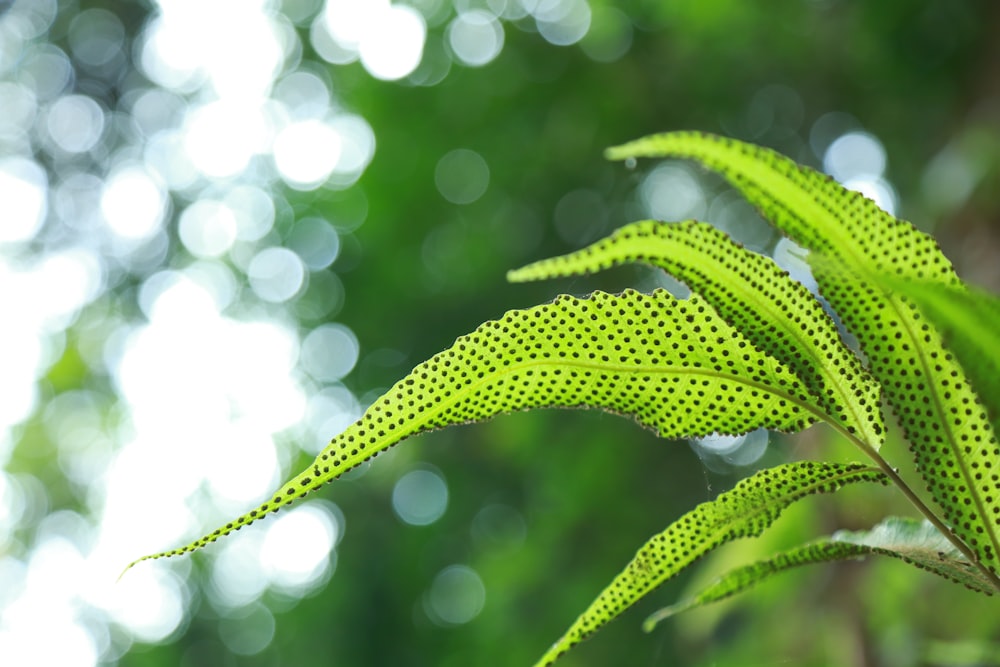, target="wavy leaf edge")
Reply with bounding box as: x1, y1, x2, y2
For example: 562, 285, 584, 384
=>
533, 461, 888, 666
644, 516, 995, 631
